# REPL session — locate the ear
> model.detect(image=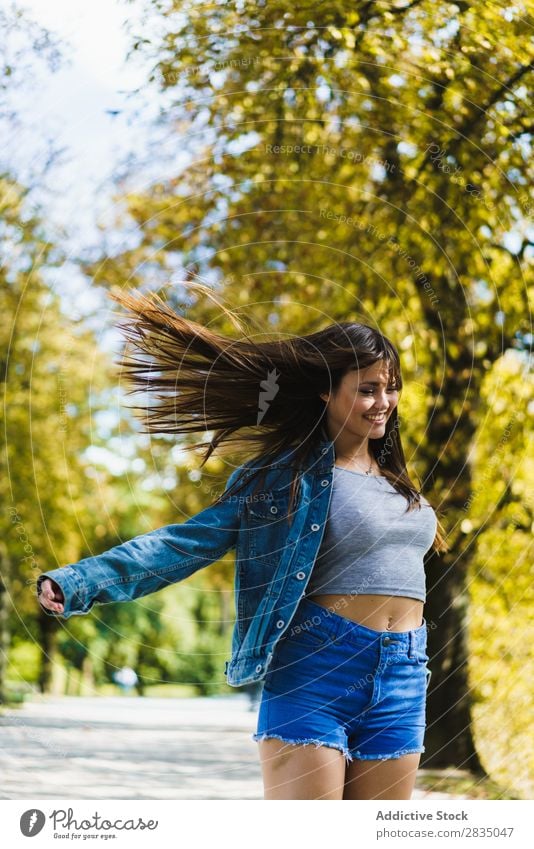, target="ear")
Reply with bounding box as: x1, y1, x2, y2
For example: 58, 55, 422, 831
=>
319, 393, 329, 403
